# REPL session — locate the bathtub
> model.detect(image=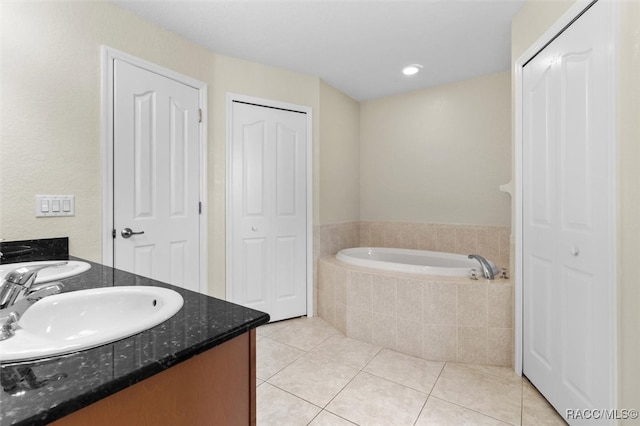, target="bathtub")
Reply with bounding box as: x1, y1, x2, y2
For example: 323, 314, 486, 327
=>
336, 247, 485, 277
317, 252, 513, 367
